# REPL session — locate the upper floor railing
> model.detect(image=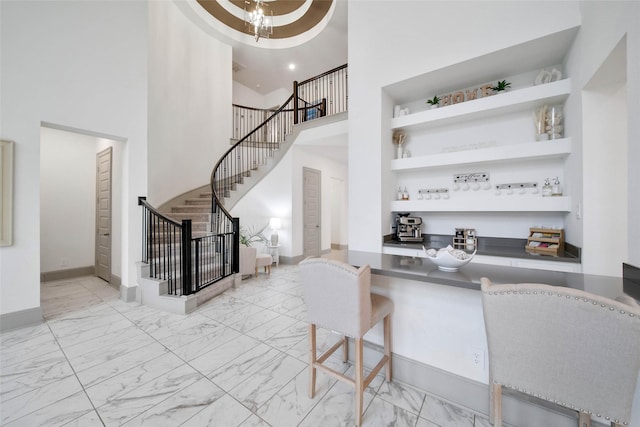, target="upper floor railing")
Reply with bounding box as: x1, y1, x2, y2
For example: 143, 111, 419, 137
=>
231, 64, 348, 141
295, 63, 348, 120
213, 64, 347, 235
